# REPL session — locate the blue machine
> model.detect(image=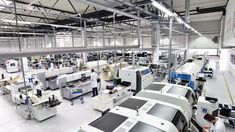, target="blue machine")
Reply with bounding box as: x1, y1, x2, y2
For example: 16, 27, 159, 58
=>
177, 74, 195, 90
170, 59, 205, 91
